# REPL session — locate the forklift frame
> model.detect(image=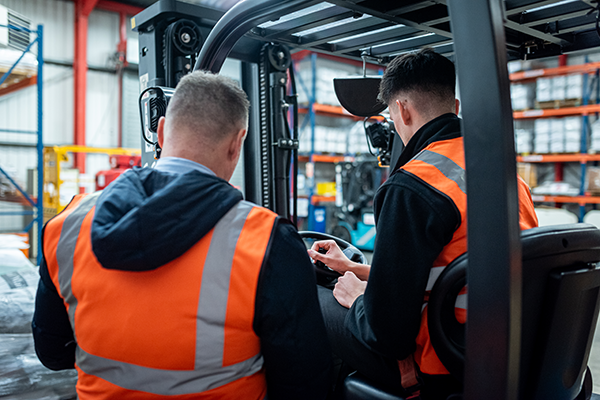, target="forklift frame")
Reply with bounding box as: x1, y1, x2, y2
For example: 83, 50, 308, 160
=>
134, 1, 600, 398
